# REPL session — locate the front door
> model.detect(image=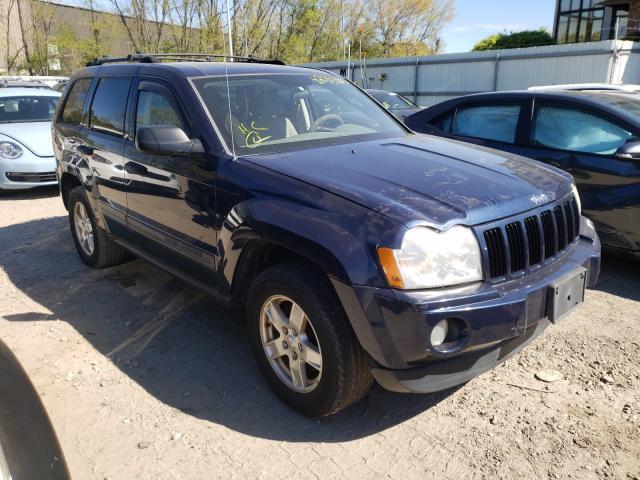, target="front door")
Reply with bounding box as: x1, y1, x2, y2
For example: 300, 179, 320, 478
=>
518, 101, 640, 252
123, 79, 218, 287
